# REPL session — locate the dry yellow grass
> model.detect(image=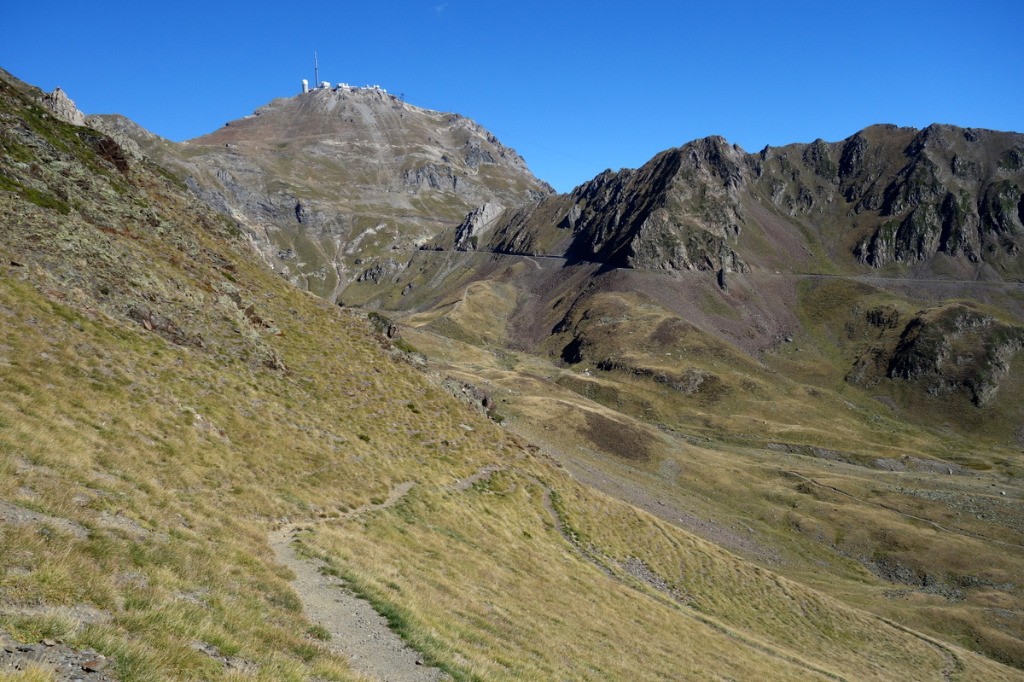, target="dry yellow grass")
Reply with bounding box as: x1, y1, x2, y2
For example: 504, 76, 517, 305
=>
0, 667, 56, 682
305, 462, 1021, 681
5, 254, 1018, 679
393, 288, 1024, 676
